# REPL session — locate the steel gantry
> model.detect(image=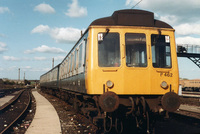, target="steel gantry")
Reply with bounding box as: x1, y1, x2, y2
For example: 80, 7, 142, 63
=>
177, 45, 200, 68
